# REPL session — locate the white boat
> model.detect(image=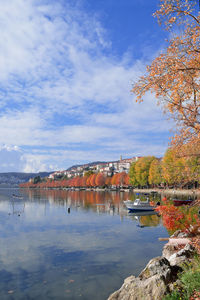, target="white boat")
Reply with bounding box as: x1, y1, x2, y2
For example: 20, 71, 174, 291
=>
12, 194, 23, 199
124, 198, 156, 212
